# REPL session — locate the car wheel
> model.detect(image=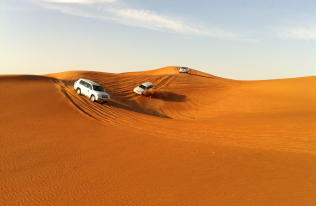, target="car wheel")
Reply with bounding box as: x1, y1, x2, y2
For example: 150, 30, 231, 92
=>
76, 88, 81, 95
90, 95, 95, 102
